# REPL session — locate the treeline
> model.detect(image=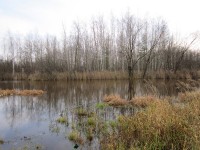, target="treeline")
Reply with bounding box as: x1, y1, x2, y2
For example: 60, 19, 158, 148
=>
1, 12, 200, 80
